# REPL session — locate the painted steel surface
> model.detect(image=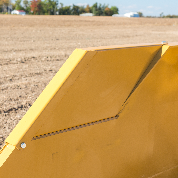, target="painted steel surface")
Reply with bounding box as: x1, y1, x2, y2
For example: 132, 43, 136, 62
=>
1, 43, 178, 177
